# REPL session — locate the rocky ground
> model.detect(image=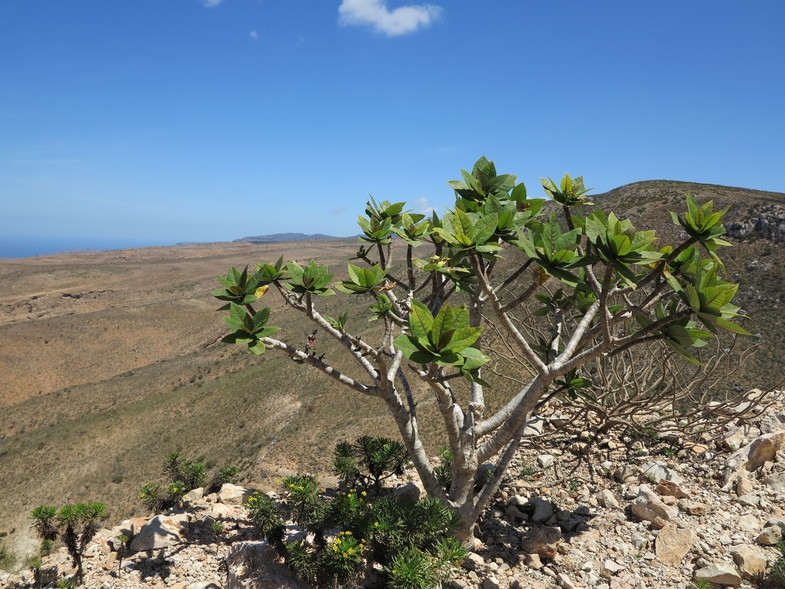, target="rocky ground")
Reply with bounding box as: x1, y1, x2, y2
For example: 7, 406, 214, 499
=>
3, 389, 785, 589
